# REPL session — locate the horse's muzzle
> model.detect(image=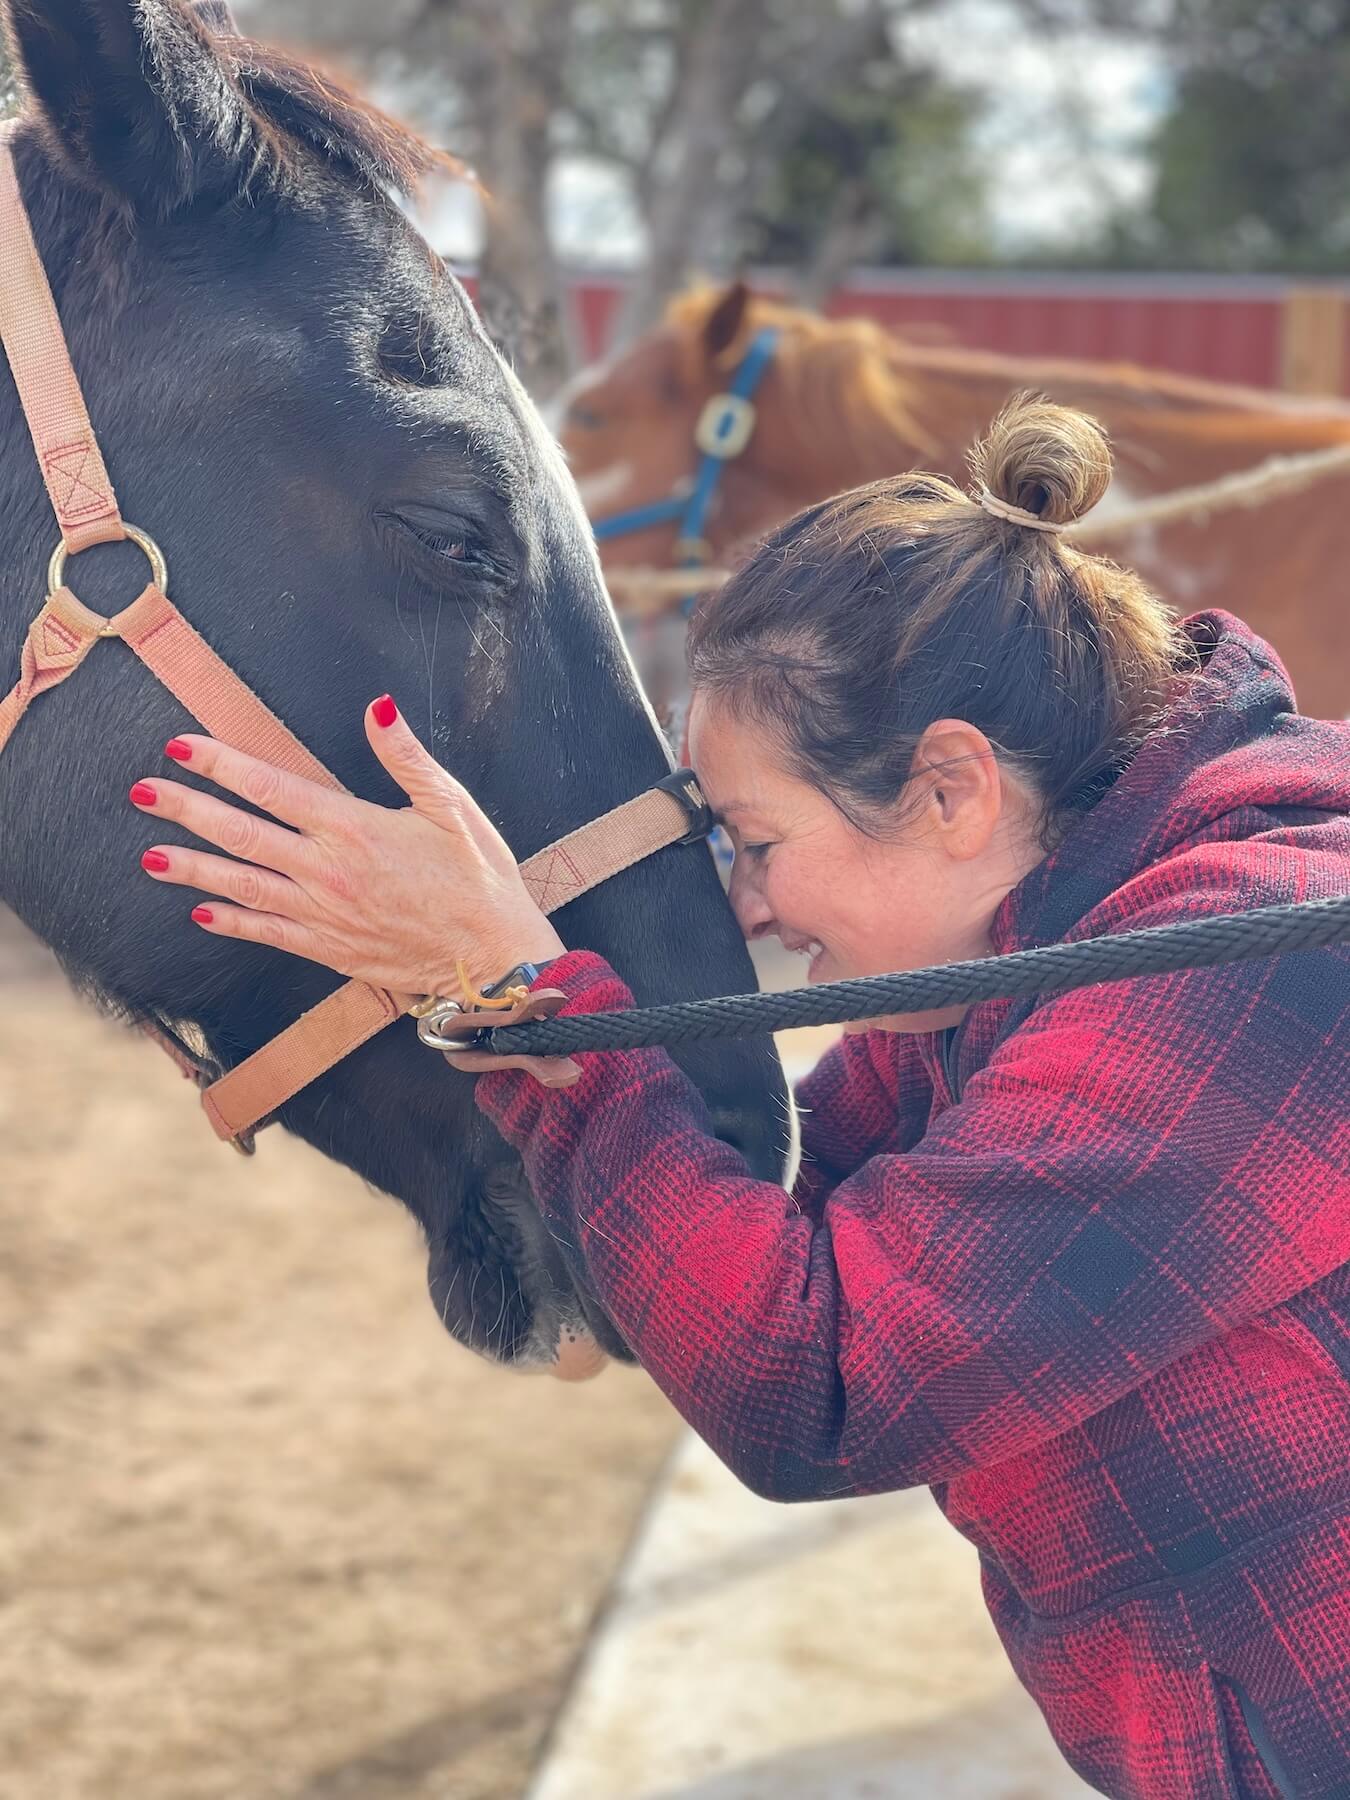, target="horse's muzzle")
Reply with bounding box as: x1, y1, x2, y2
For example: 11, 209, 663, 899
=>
548, 1327, 609, 1383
